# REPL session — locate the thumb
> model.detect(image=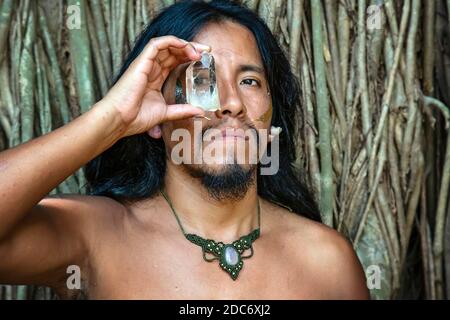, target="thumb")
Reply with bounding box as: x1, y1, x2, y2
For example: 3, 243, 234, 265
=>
164, 104, 205, 122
